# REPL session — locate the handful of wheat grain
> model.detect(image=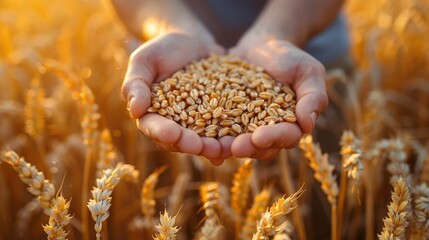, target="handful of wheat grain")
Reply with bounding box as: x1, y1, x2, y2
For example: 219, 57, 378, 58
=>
148, 55, 297, 138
